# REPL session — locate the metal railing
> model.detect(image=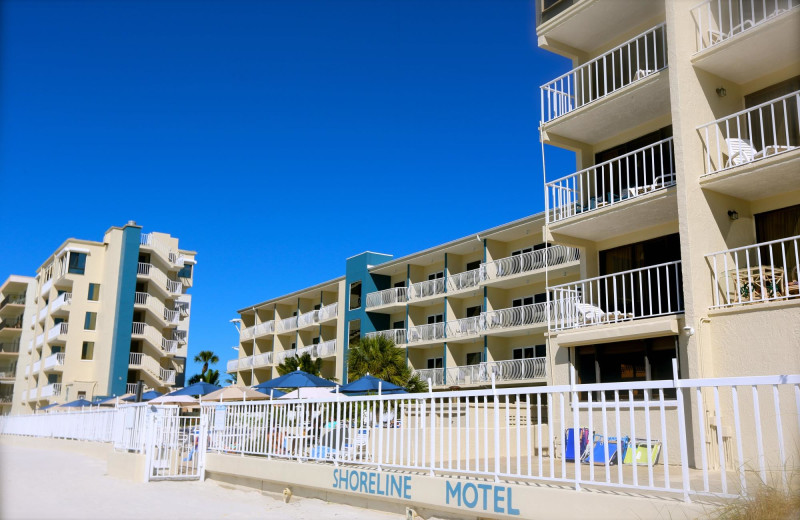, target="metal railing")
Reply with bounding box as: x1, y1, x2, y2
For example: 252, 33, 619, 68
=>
0, 294, 25, 308
47, 322, 68, 341
240, 325, 255, 341
0, 317, 24, 330
445, 316, 482, 338
407, 322, 445, 343
317, 339, 336, 358
255, 320, 275, 336
483, 303, 550, 331
50, 292, 72, 313
546, 138, 676, 223
130, 353, 144, 366
297, 310, 319, 328
364, 329, 407, 346
698, 90, 799, 175
415, 358, 548, 387
706, 235, 800, 308
447, 269, 482, 292
691, 0, 799, 52
160, 367, 176, 385
138, 263, 183, 295
172, 330, 187, 344
408, 278, 446, 300
278, 316, 298, 332
0, 340, 20, 353
226, 359, 239, 373
541, 24, 667, 123
550, 261, 684, 331
366, 287, 408, 308
275, 349, 297, 365
483, 246, 580, 280
318, 302, 338, 321
414, 368, 445, 387
253, 352, 273, 367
